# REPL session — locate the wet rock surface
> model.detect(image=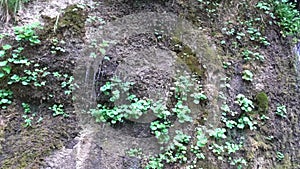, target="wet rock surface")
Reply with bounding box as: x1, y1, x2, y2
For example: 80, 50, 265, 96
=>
0, 0, 299, 169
